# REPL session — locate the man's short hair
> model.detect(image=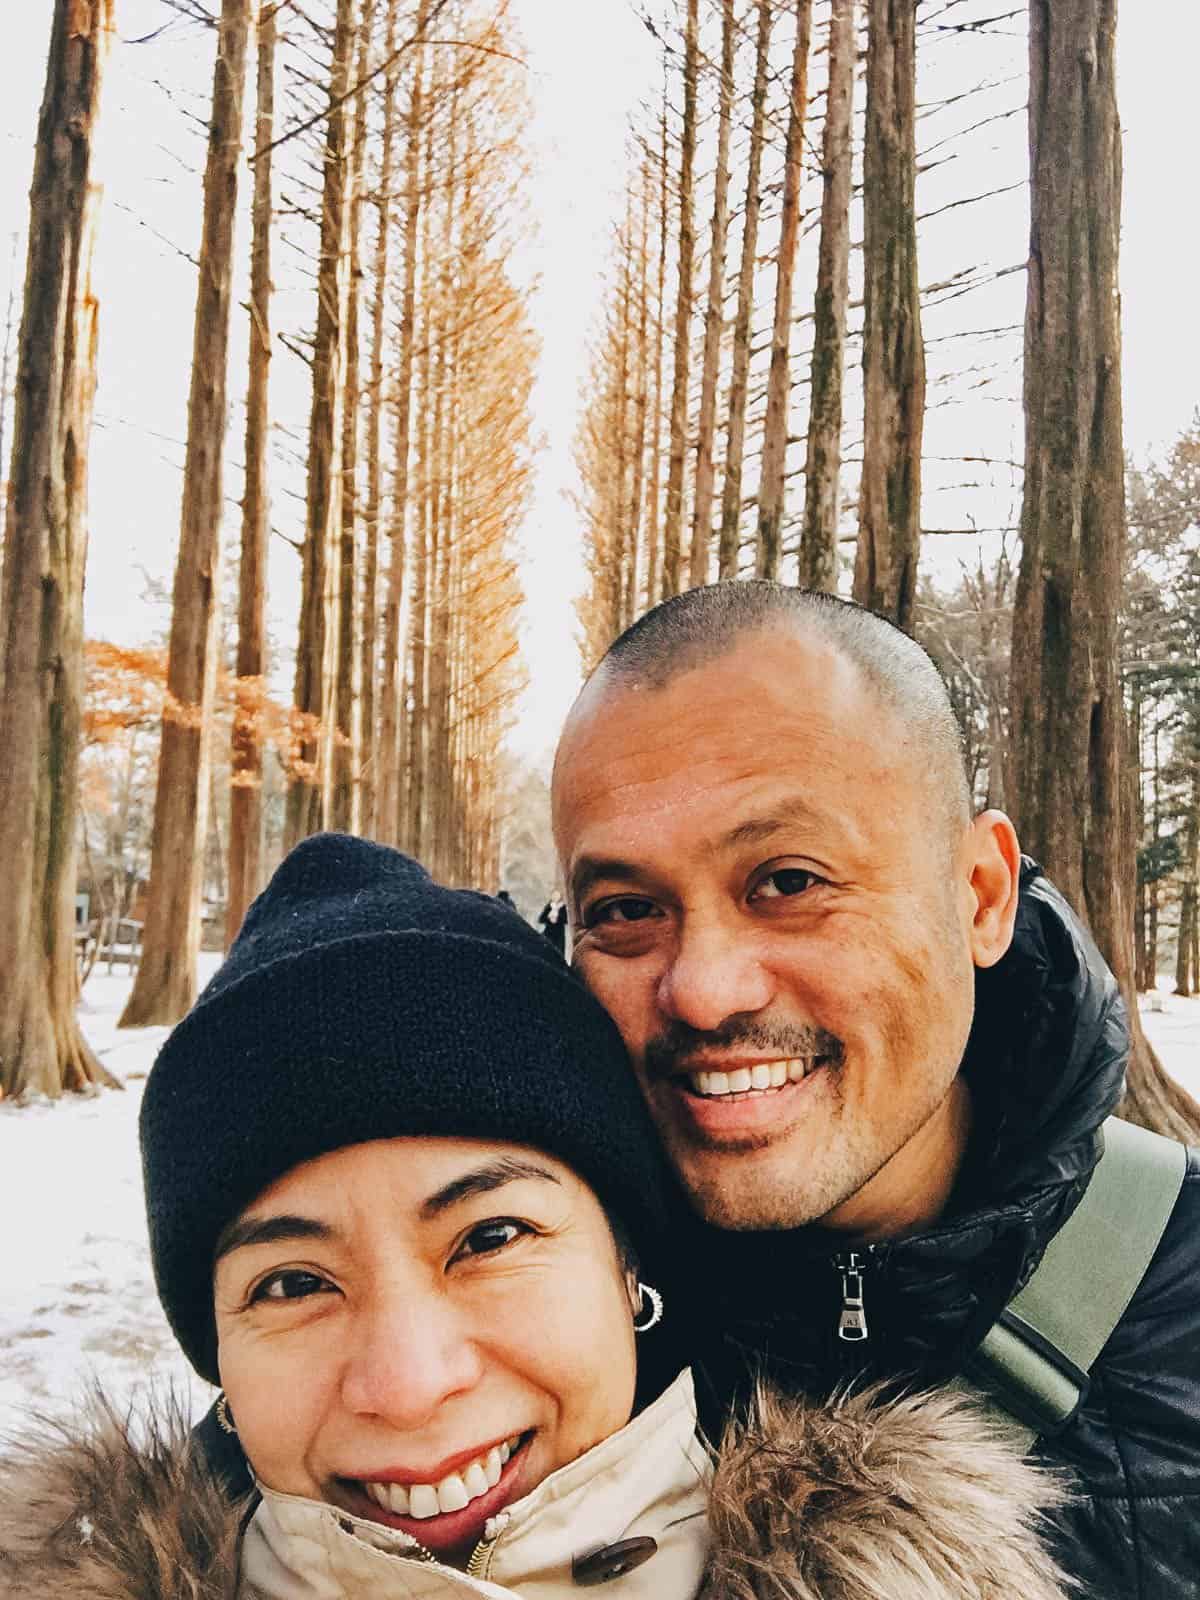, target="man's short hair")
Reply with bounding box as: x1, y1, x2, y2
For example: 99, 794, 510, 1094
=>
588, 580, 972, 840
